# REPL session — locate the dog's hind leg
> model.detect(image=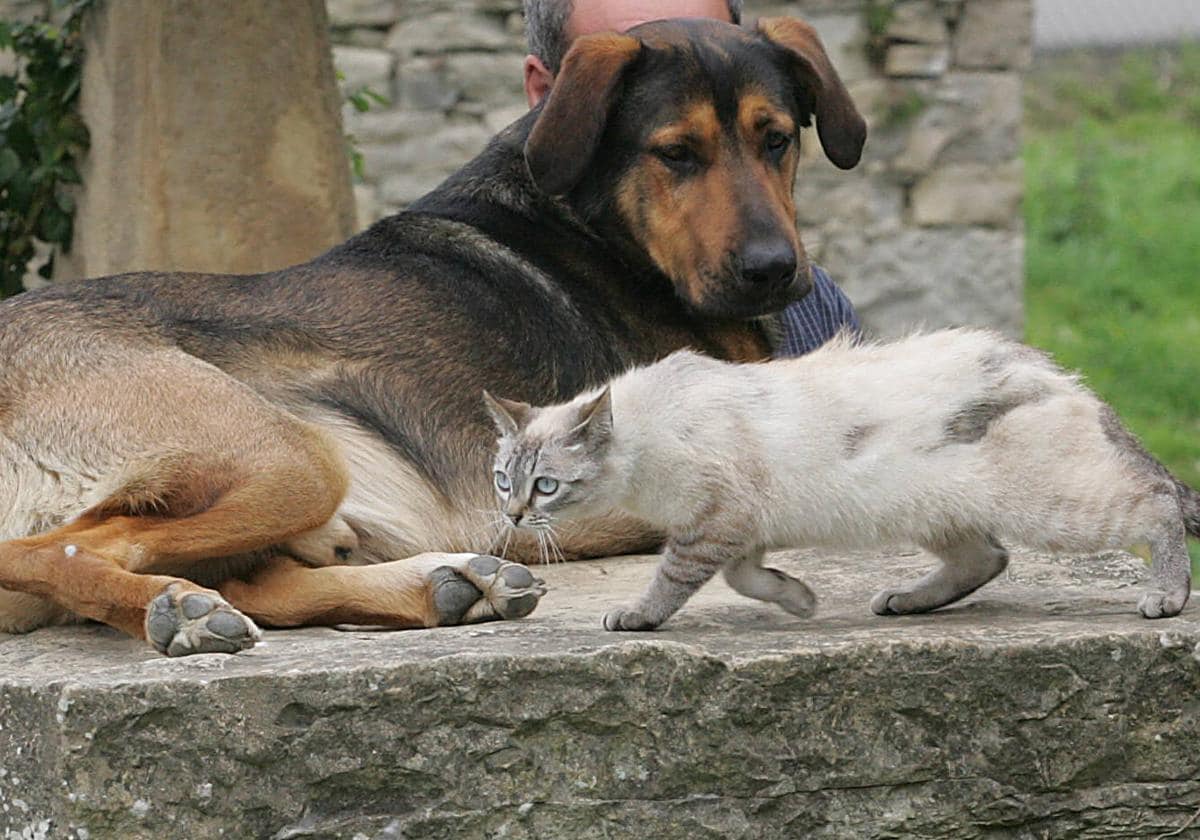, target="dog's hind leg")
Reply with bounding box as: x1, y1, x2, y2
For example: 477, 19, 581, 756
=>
0, 345, 355, 653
